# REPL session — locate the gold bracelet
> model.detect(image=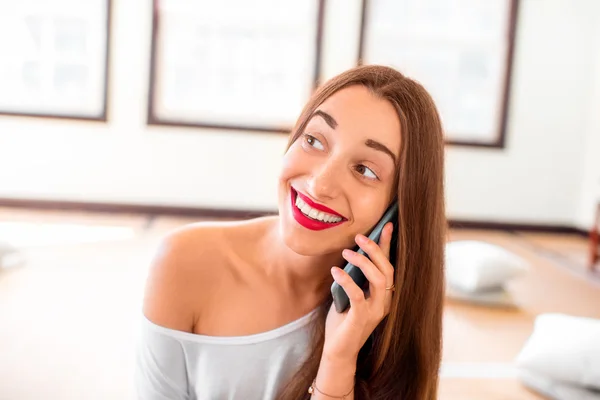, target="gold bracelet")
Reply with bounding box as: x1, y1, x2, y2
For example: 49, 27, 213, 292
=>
308, 379, 354, 399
